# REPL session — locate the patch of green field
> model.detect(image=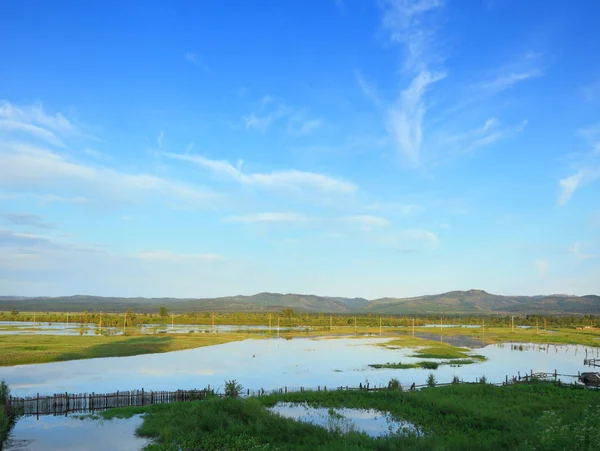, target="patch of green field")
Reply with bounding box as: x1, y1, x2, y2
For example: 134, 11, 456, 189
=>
413, 326, 600, 348
100, 382, 600, 450
369, 359, 476, 370
0, 333, 252, 366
